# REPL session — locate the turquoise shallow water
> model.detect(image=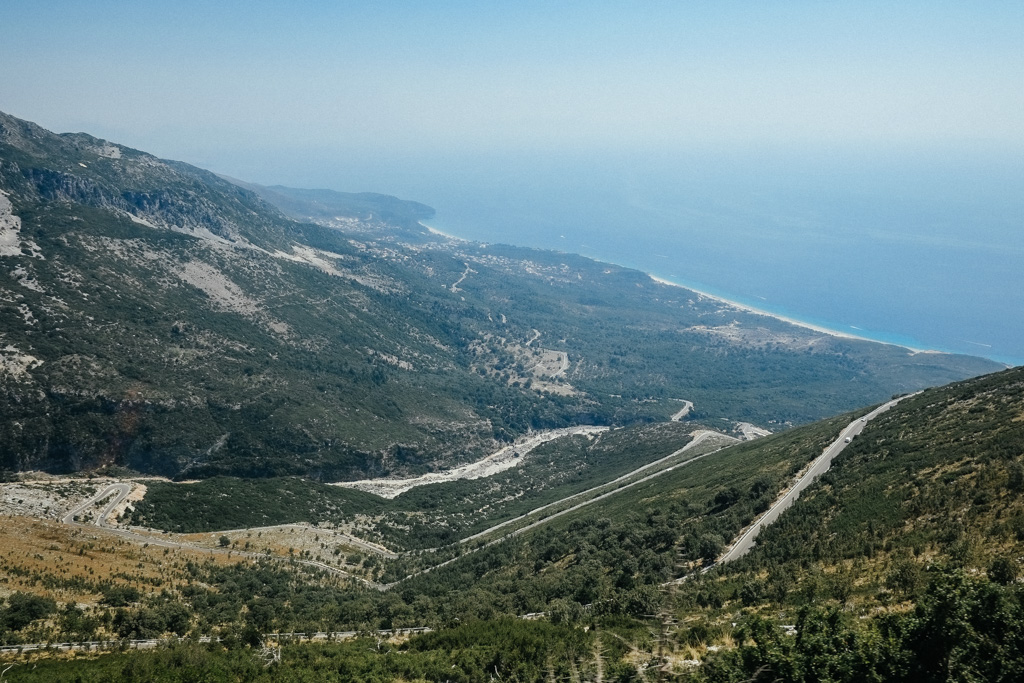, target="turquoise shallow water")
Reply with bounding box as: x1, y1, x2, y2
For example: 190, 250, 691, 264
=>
634, 274, 938, 353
